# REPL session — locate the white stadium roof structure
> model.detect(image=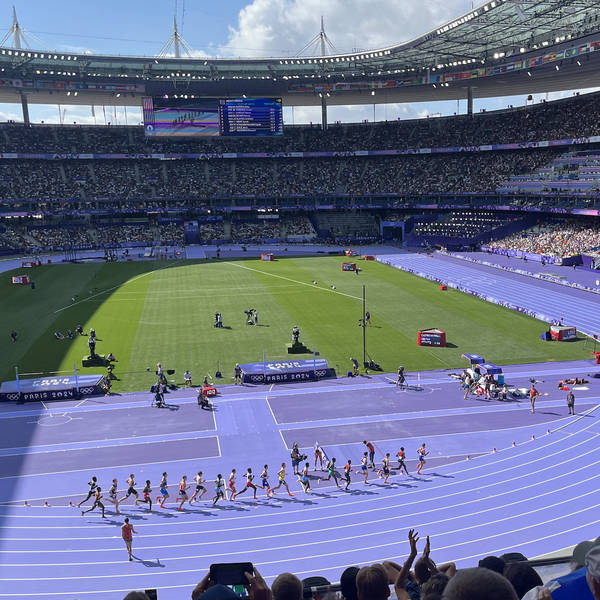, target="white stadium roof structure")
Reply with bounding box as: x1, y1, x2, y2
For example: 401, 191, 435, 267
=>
1, 0, 600, 111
